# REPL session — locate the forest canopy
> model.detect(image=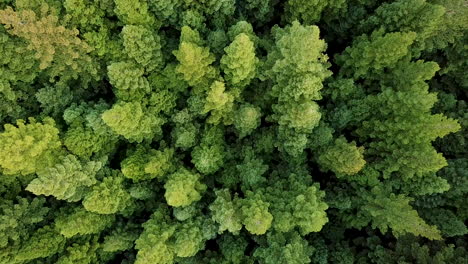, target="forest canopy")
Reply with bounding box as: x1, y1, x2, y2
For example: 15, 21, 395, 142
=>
0, 0, 467, 263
